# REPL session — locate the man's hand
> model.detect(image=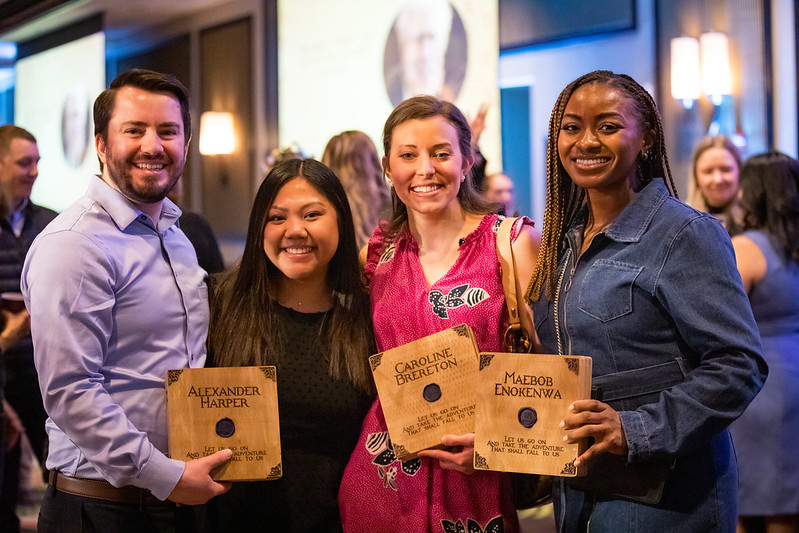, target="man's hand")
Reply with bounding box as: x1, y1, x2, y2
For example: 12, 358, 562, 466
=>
560, 399, 628, 468
0, 309, 30, 353
416, 433, 475, 474
168, 449, 233, 505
